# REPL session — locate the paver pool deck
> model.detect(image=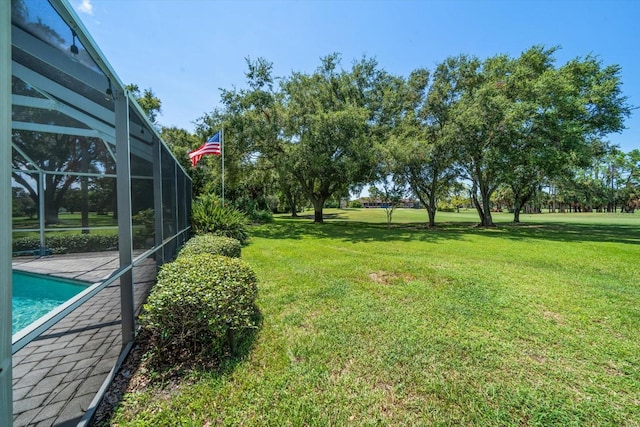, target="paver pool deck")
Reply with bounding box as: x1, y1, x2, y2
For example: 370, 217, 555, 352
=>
11, 251, 157, 426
